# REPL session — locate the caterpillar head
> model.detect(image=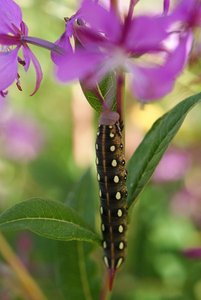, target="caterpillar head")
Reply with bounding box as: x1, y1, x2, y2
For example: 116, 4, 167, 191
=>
99, 111, 120, 125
